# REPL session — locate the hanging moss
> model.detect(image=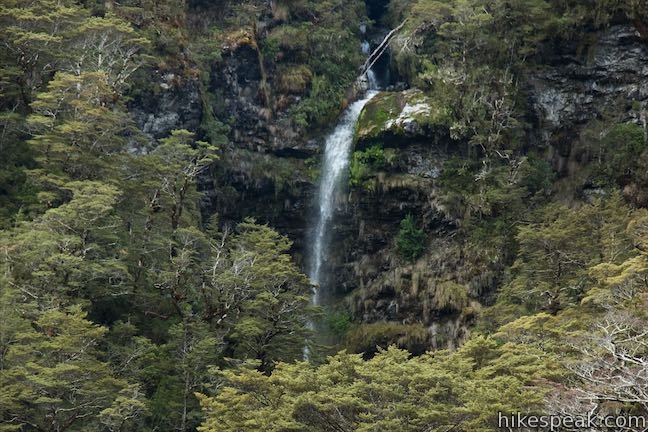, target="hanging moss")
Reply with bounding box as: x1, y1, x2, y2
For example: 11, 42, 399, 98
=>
433, 281, 469, 312
345, 322, 429, 355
